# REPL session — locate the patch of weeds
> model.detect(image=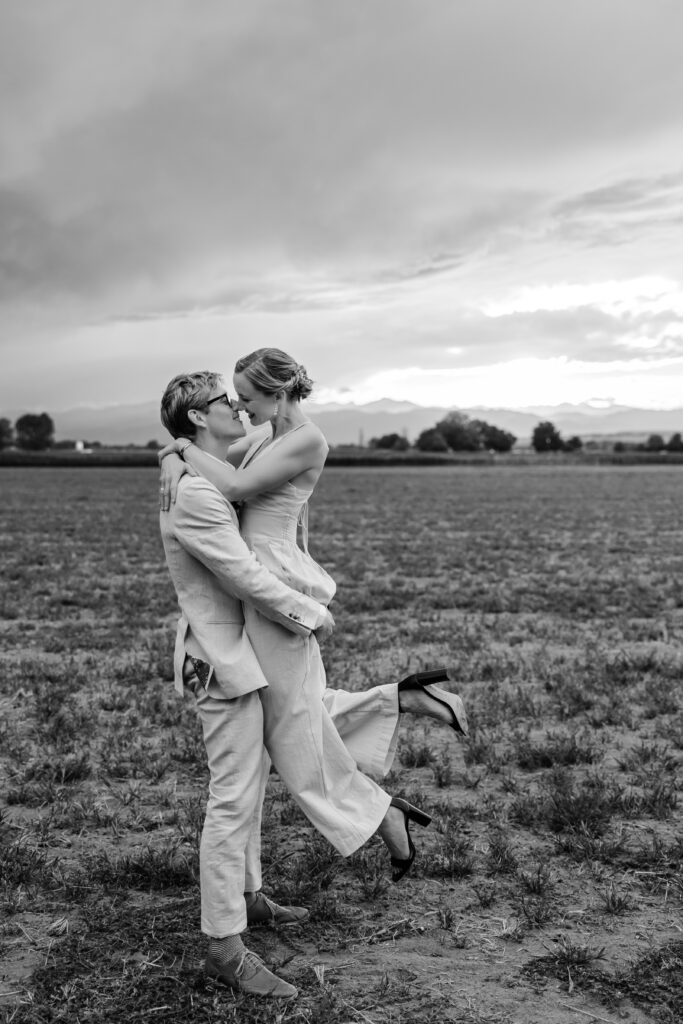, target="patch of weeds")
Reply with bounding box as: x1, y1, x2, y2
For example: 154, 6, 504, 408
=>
486, 827, 517, 875
463, 729, 502, 772
24, 659, 90, 723
554, 824, 627, 864
0, 881, 29, 914
515, 893, 554, 928
523, 936, 607, 990
655, 710, 683, 749
512, 728, 598, 769
10, 751, 91, 785
431, 751, 453, 788
640, 675, 680, 718
83, 842, 198, 890
499, 917, 528, 943
399, 739, 436, 768
175, 793, 205, 854
601, 881, 633, 915
349, 845, 389, 900
518, 861, 553, 894
427, 824, 475, 879
543, 769, 621, 836
273, 832, 344, 902
621, 778, 678, 819
549, 678, 596, 719
167, 726, 207, 766
617, 740, 679, 771
471, 880, 497, 908
587, 940, 683, 1022
0, 839, 52, 886
6, 779, 61, 806
507, 790, 542, 827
